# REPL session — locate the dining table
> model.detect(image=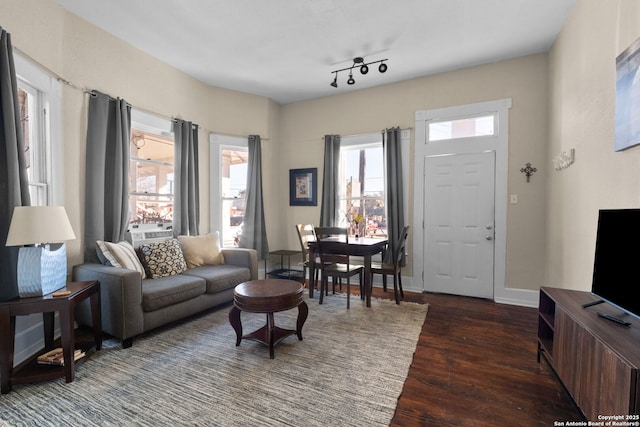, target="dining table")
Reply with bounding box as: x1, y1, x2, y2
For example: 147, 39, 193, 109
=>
307, 237, 388, 308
